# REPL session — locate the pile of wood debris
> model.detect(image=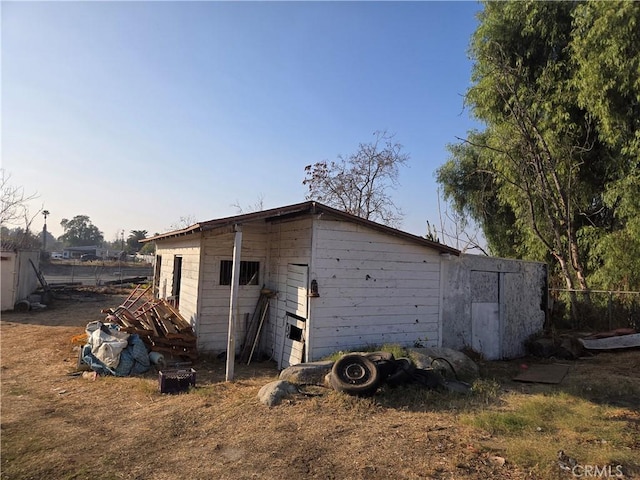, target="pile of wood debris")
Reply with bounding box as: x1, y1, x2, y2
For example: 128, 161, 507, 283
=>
102, 285, 197, 360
